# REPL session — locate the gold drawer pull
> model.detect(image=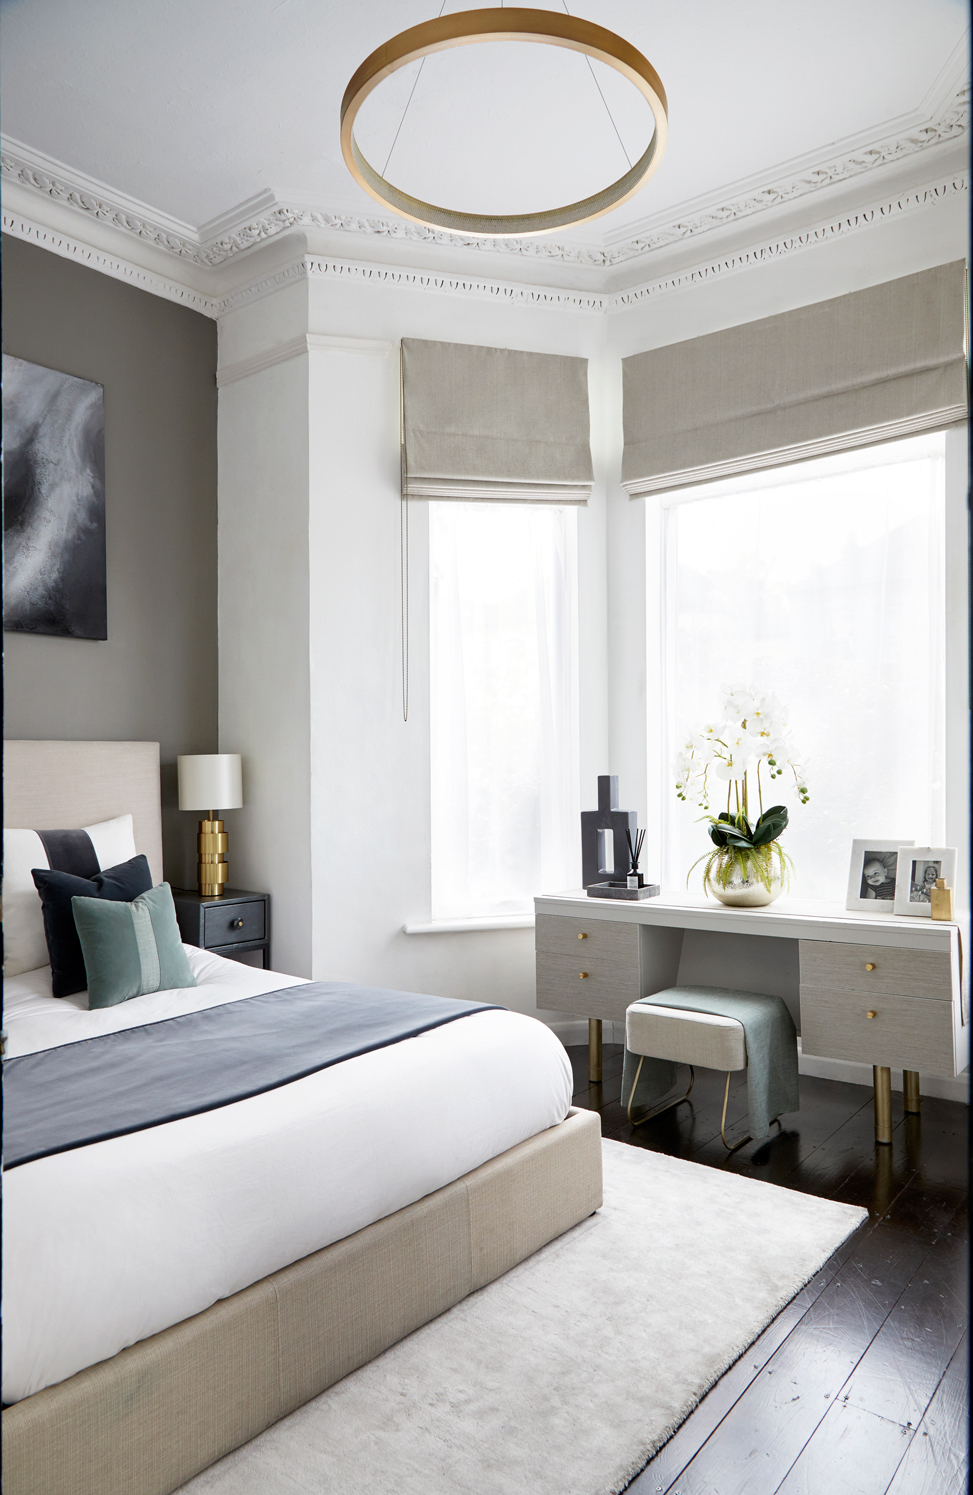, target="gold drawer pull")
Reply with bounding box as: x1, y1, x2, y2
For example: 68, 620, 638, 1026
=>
579, 972, 589, 979
866, 1010, 877, 1020
865, 963, 876, 971
578, 932, 588, 939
